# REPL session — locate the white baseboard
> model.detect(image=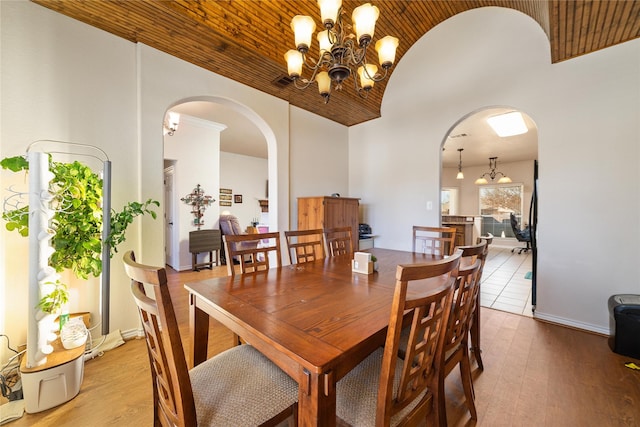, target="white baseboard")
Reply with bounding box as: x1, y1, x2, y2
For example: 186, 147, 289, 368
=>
534, 311, 610, 336
121, 328, 144, 340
